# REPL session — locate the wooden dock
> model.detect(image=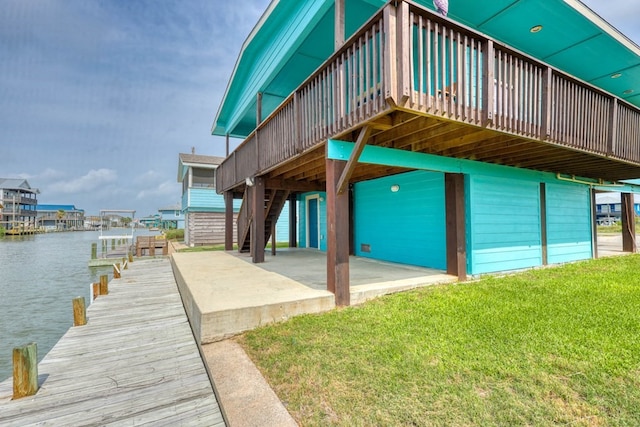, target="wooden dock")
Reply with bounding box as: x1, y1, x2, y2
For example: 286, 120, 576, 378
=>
0, 258, 225, 426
